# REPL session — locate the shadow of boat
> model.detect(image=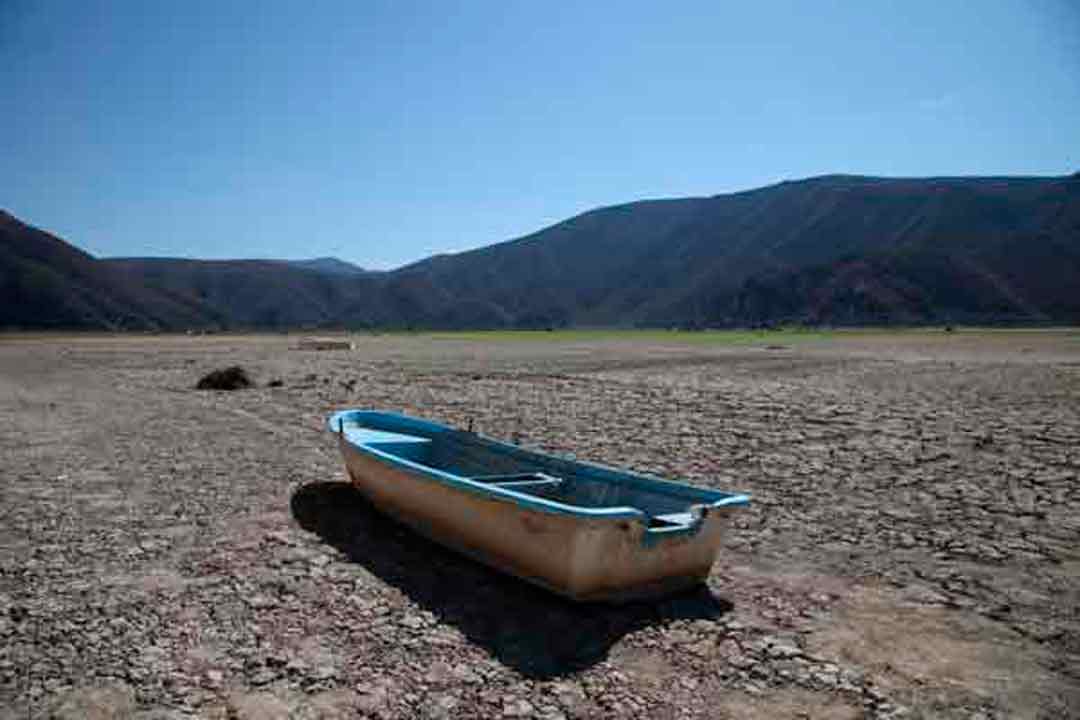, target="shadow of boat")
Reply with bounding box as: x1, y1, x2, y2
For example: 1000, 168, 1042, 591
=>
290, 481, 732, 679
